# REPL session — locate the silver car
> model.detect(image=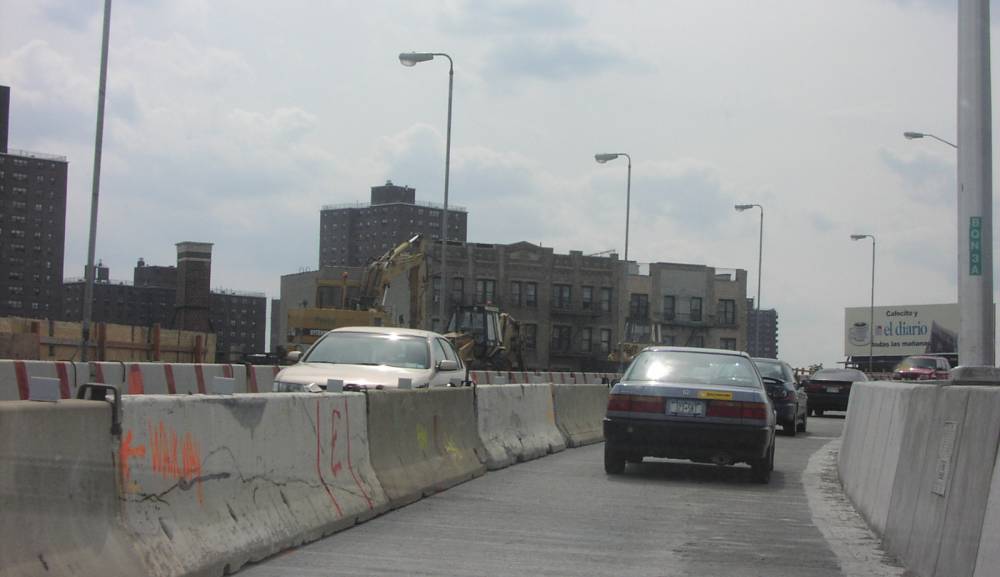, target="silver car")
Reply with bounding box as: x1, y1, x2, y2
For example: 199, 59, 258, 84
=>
603, 347, 777, 483
273, 327, 467, 391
